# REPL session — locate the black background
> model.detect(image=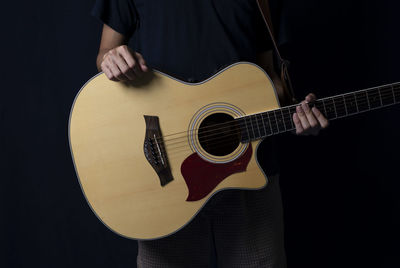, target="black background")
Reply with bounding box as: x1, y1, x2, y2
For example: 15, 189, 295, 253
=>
1, 0, 399, 267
